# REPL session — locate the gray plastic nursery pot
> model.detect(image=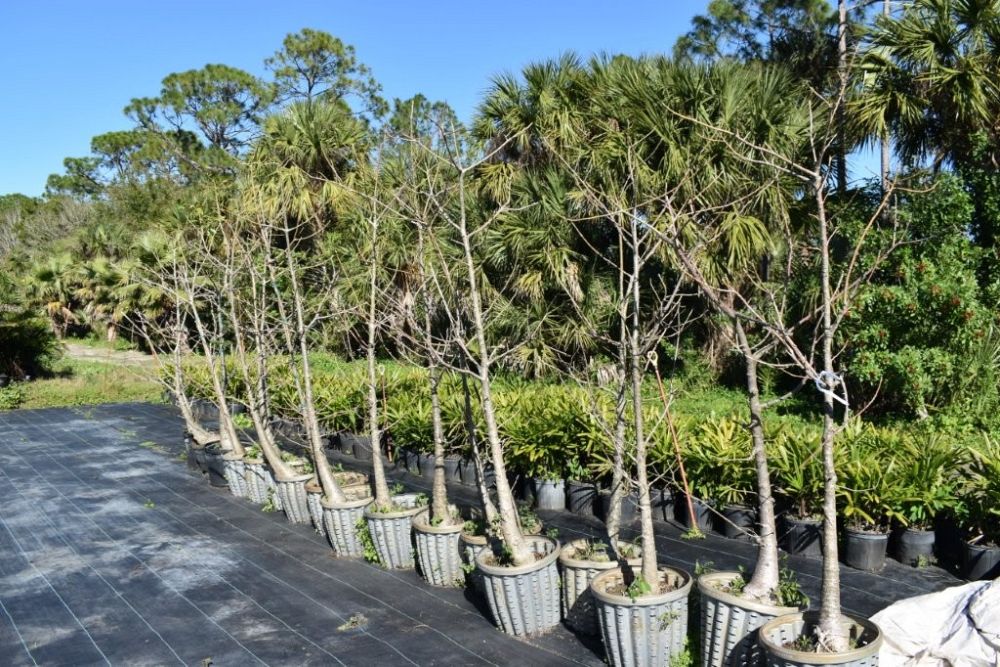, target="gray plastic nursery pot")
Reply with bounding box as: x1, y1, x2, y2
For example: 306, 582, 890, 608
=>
223, 453, 249, 498
963, 540, 1000, 580
844, 528, 888, 572
534, 478, 566, 511
781, 516, 823, 558
559, 539, 642, 636
322, 495, 373, 557
475, 535, 561, 637
305, 480, 326, 537
698, 571, 800, 667
413, 510, 464, 587
364, 493, 425, 569
722, 504, 756, 540
460, 531, 488, 594
443, 456, 462, 484
275, 473, 312, 524
417, 453, 436, 478
591, 565, 693, 667
758, 612, 882, 667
